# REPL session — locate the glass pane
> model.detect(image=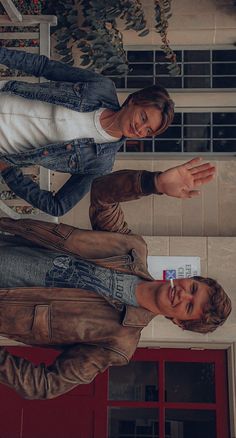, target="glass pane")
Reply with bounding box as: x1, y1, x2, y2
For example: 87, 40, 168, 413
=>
213, 62, 236, 75
213, 76, 236, 88
127, 77, 154, 88
184, 64, 210, 76
184, 140, 211, 153
156, 50, 182, 62
125, 140, 153, 153
184, 113, 211, 125
184, 50, 210, 62
184, 77, 210, 88
213, 126, 236, 138
165, 362, 215, 403
128, 51, 153, 62
158, 126, 181, 139
213, 112, 236, 124
156, 64, 182, 76
213, 140, 236, 152
155, 77, 182, 88
165, 409, 216, 438
213, 49, 236, 62
129, 63, 153, 76
172, 113, 182, 124
109, 362, 158, 401
184, 126, 210, 139
109, 407, 159, 438
155, 140, 182, 152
